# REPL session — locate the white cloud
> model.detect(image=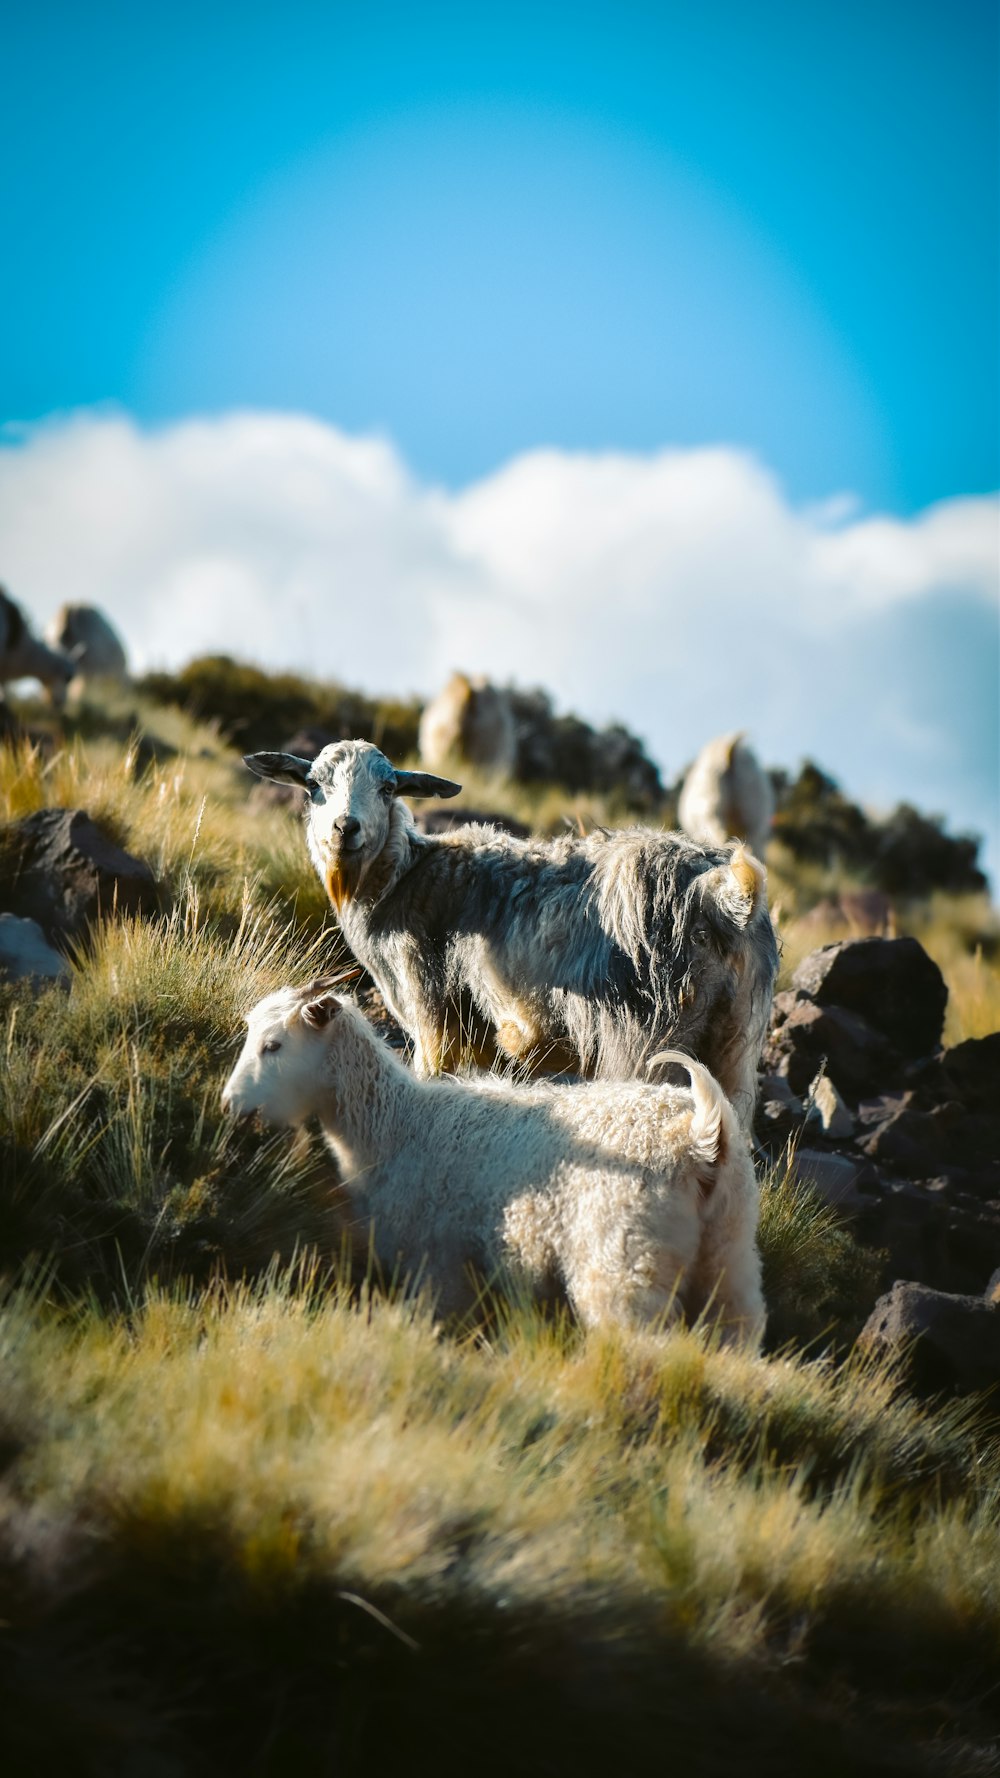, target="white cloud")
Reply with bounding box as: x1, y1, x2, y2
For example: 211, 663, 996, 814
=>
1, 409, 997, 878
